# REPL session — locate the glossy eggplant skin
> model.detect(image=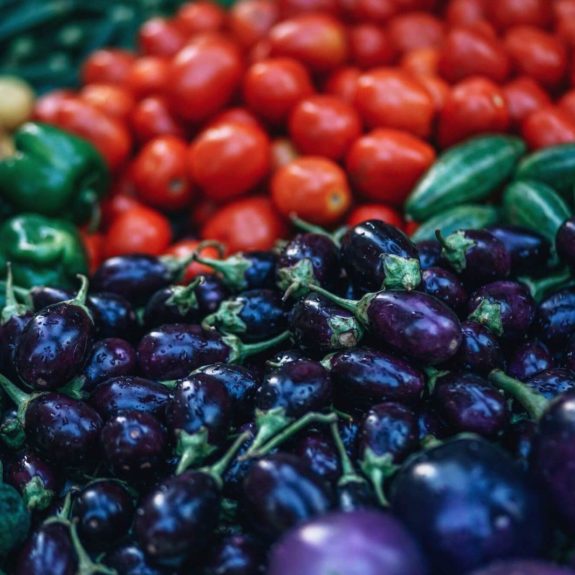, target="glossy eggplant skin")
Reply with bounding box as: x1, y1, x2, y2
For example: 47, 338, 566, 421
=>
0, 310, 33, 380
83, 338, 136, 391
195, 275, 231, 316
470, 560, 575, 575
421, 267, 468, 314
89, 292, 139, 340
416, 240, 442, 270
242, 453, 333, 540
290, 429, 340, 486
391, 437, 547, 575
502, 420, 536, 466
525, 368, 575, 400
340, 220, 420, 293
103, 541, 169, 575
556, 217, 575, 268
5, 450, 60, 505
537, 288, 575, 347
204, 534, 266, 575
29, 286, 74, 311
451, 321, 503, 375
507, 340, 552, 380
